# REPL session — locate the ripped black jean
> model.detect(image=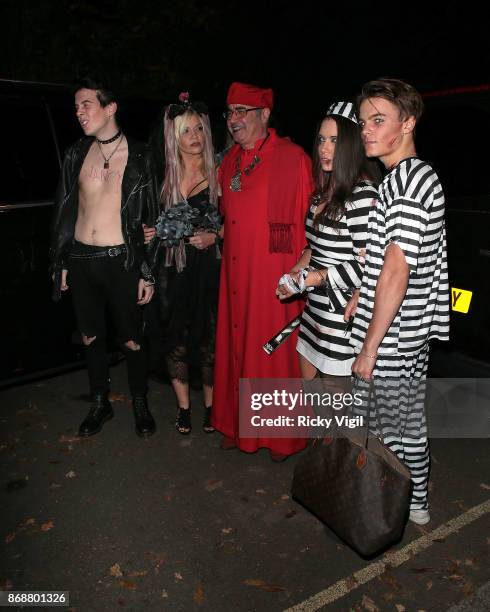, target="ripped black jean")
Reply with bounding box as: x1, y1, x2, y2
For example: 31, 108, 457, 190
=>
68, 241, 147, 397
